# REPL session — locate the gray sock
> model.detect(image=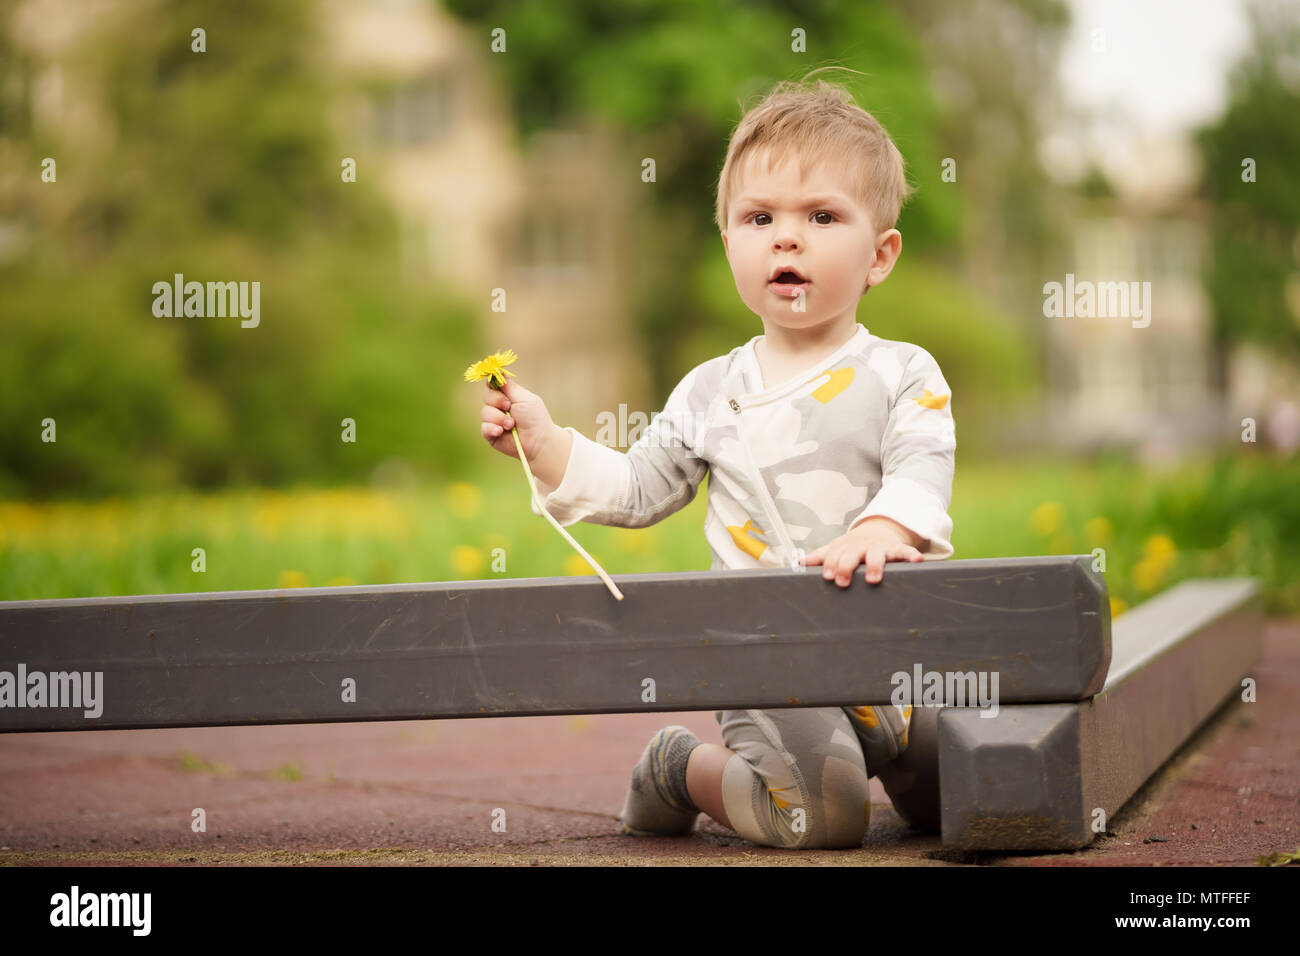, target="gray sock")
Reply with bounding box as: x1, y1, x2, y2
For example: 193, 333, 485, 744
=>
618, 725, 703, 836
